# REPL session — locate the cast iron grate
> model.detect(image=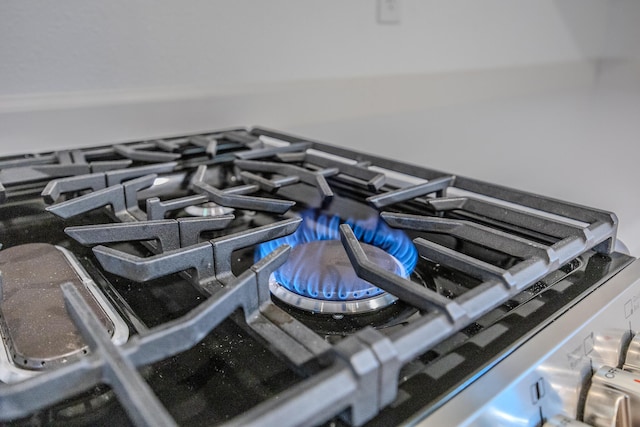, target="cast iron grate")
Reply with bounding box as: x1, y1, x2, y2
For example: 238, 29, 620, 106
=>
0, 127, 620, 426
